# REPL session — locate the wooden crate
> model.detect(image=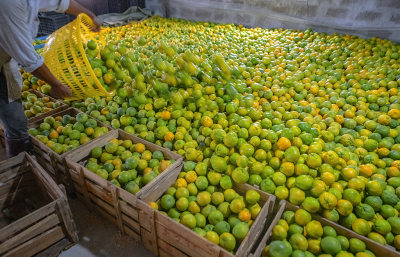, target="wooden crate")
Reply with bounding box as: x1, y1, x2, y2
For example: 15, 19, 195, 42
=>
0, 152, 78, 257
250, 200, 400, 257
65, 129, 184, 242
30, 107, 111, 194
0, 90, 67, 146
138, 167, 276, 257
